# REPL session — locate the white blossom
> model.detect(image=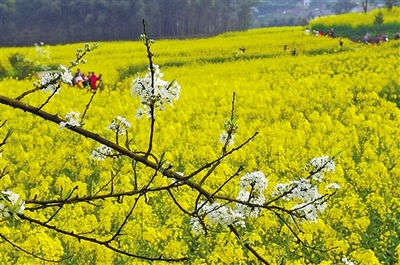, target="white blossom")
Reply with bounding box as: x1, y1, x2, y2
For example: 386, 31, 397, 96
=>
239, 171, 267, 195
0, 203, 10, 218
236, 191, 265, 218
272, 178, 327, 222
272, 183, 291, 200
292, 203, 319, 222
59, 65, 73, 85
135, 108, 151, 119
342, 257, 356, 265
189, 217, 203, 234
326, 182, 341, 190
305, 156, 336, 182
59, 111, 80, 129
0, 190, 25, 218
131, 64, 180, 119
219, 132, 234, 146
235, 171, 267, 218
90, 144, 113, 161
190, 201, 245, 234
40, 72, 60, 94
107, 116, 131, 134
